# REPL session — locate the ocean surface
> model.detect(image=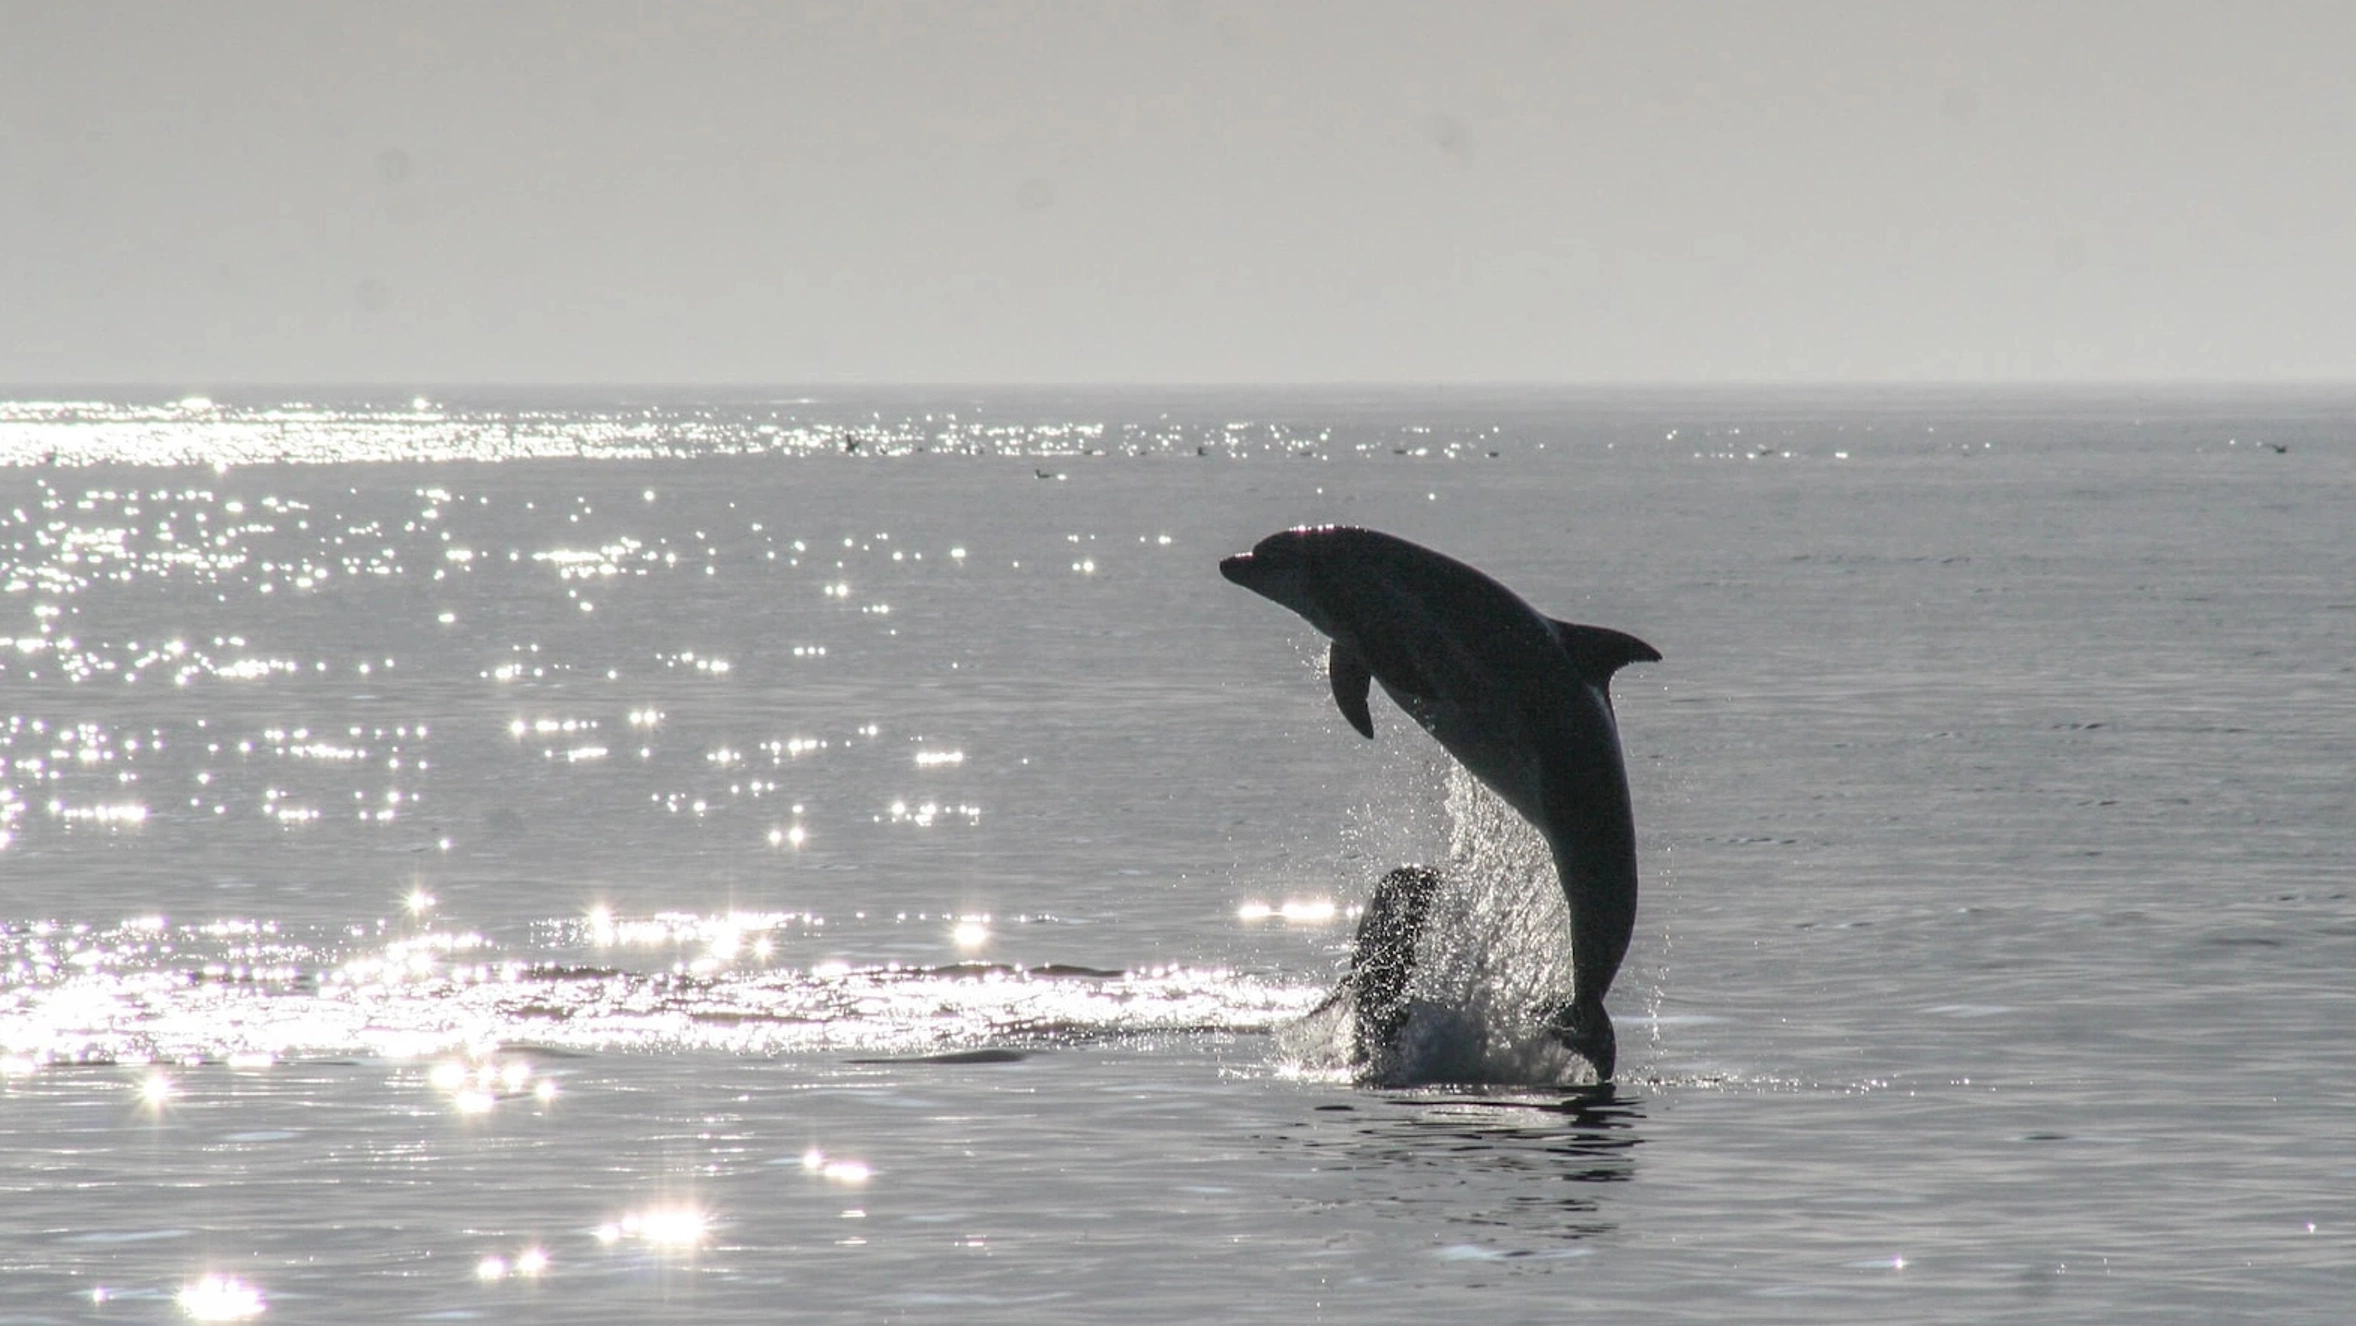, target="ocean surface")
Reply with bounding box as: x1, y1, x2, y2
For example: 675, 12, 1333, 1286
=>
1, 386, 2350, 1323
